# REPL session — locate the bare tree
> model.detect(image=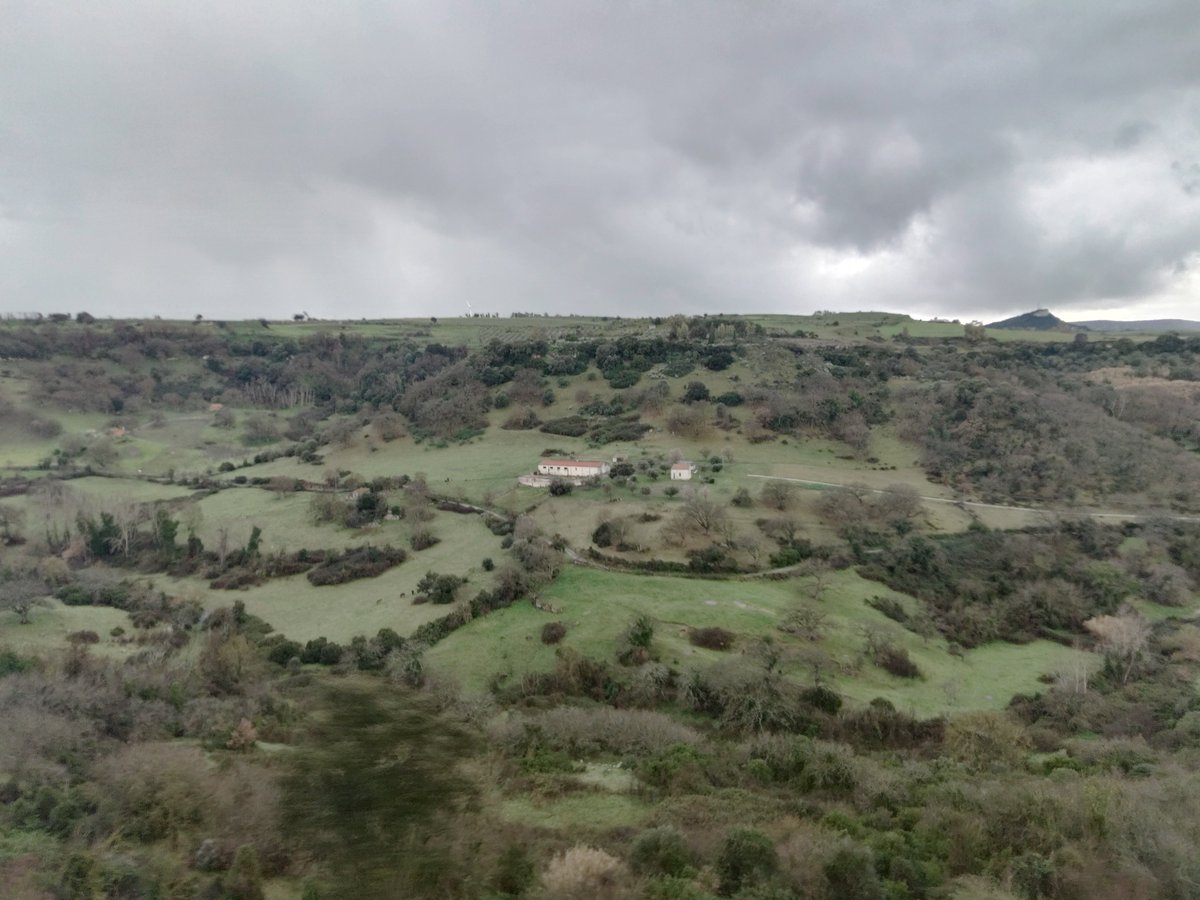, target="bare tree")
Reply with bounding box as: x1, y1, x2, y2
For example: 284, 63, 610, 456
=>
666, 403, 711, 440
795, 645, 834, 684
817, 483, 873, 528
779, 601, 827, 641
859, 623, 897, 659
1, 575, 48, 625
112, 501, 148, 557
759, 480, 794, 511
739, 535, 766, 565
680, 490, 728, 536
713, 513, 740, 550
798, 559, 833, 602
832, 411, 871, 455
759, 516, 804, 547
88, 439, 120, 470
875, 484, 922, 522
1085, 607, 1152, 685
660, 515, 691, 547
216, 526, 231, 568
